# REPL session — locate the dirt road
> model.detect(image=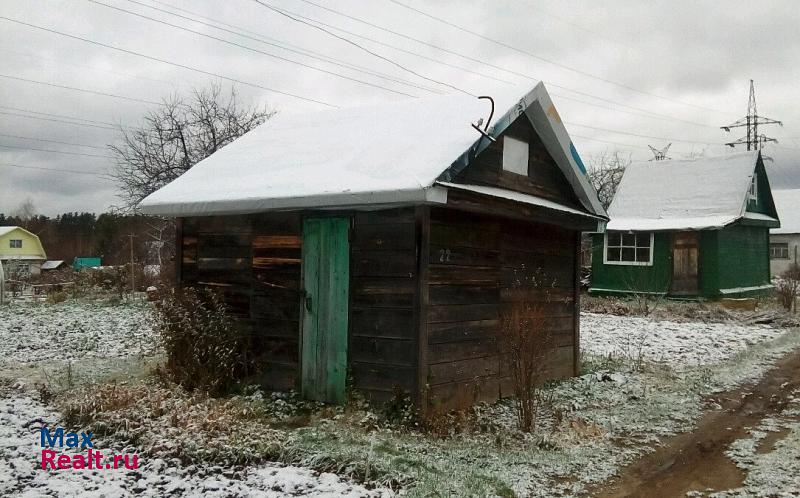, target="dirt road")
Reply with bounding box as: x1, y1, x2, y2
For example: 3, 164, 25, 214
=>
594, 347, 800, 498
